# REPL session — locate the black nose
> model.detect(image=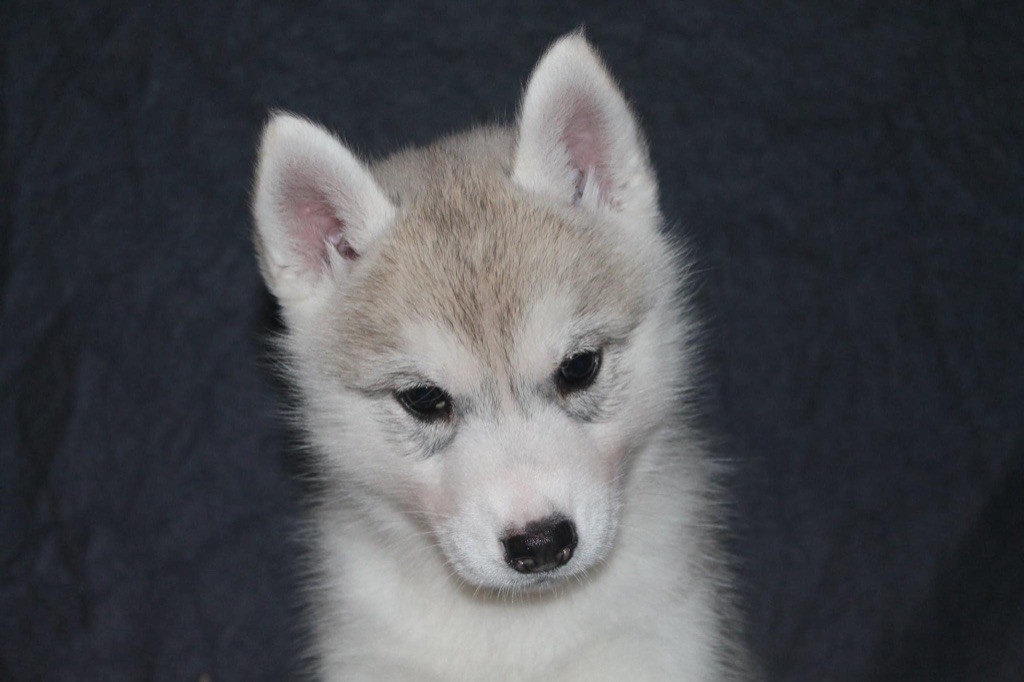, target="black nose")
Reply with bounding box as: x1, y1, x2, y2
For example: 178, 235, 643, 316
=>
502, 517, 577, 574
